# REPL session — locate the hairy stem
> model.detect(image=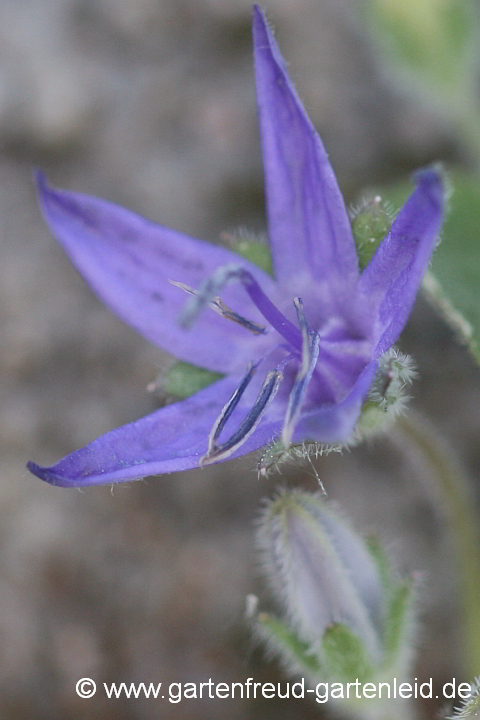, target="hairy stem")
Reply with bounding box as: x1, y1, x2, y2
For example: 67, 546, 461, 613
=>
396, 412, 480, 677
